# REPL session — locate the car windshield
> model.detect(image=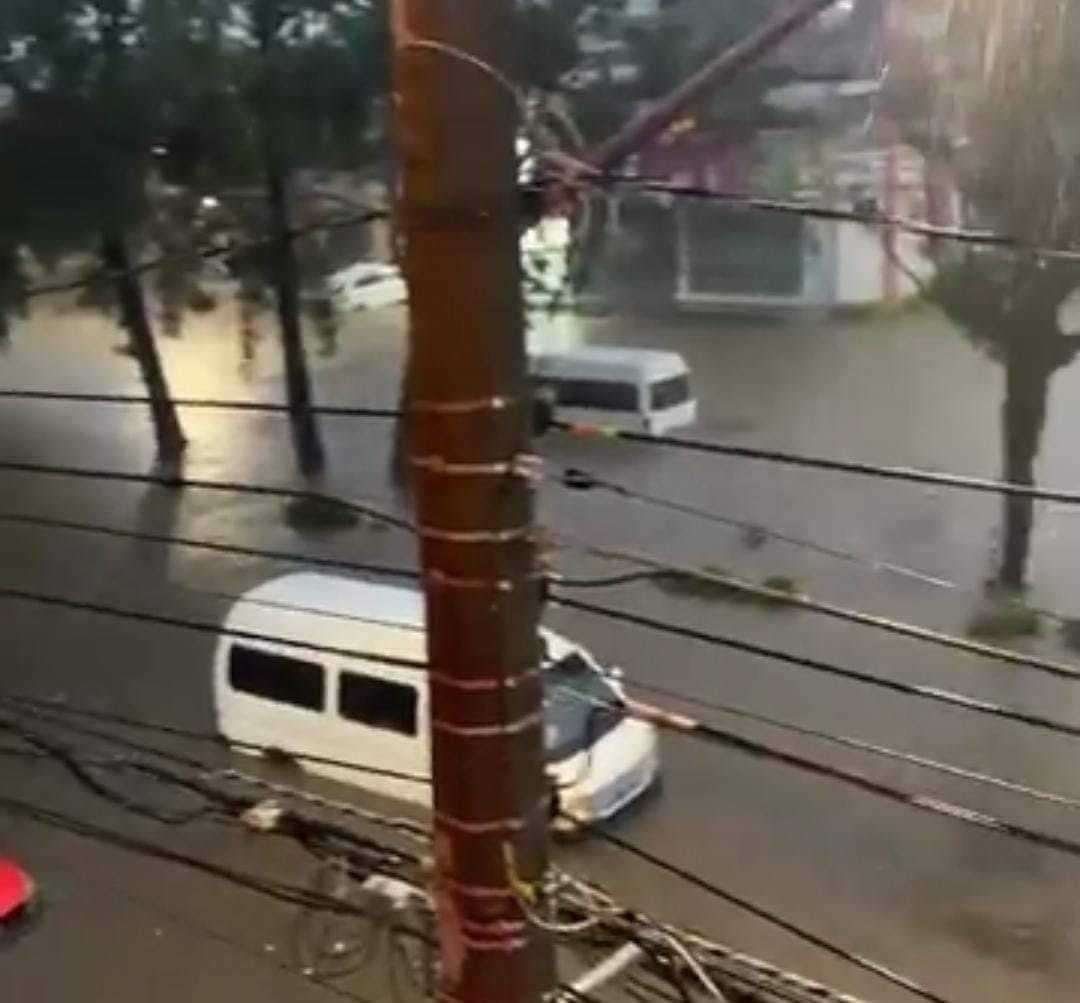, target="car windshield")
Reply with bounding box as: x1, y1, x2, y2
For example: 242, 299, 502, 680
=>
650, 374, 690, 411
542, 651, 623, 762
